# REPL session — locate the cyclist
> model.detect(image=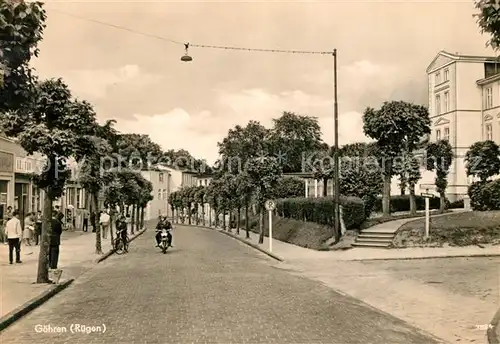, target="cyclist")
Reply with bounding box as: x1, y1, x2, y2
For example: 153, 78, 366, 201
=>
115, 215, 128, 252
